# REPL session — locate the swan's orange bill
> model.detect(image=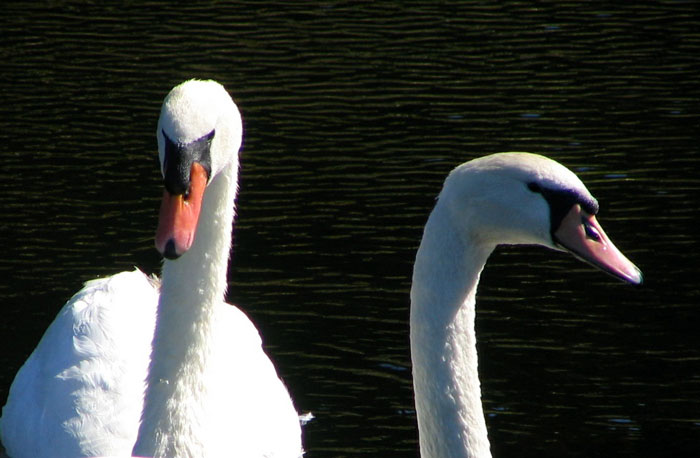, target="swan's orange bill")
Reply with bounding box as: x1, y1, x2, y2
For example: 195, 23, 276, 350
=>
554, 205, 643, 285
155, 162, 208, 259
